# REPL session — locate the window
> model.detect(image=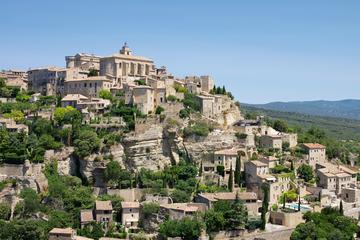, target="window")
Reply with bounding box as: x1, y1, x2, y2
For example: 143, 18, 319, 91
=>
84, 83, 87, 87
